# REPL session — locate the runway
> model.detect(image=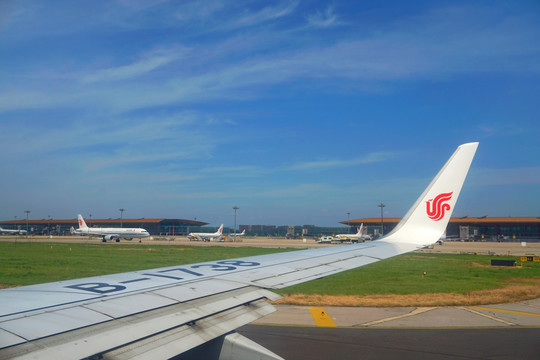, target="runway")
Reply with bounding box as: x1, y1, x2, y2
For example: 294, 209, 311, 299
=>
237, 298, 540, 359
238, 325, 539, 360
2, 235, 540, 255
